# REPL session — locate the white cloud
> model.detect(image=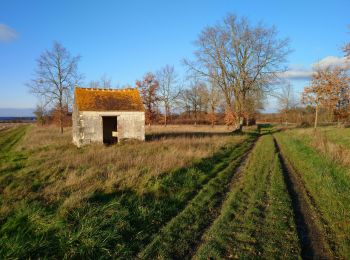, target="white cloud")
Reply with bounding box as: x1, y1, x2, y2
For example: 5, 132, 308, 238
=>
281, 68, 312, 81
312, 56, 349, 69
0, 24, 19, 42
281, 56, 350, 81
